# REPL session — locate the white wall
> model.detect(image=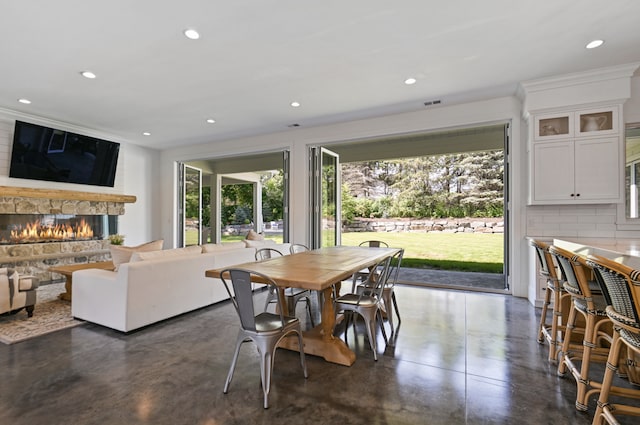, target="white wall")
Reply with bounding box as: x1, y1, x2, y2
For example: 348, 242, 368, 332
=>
0, 112, 161, 246
119, 144, 161, 246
